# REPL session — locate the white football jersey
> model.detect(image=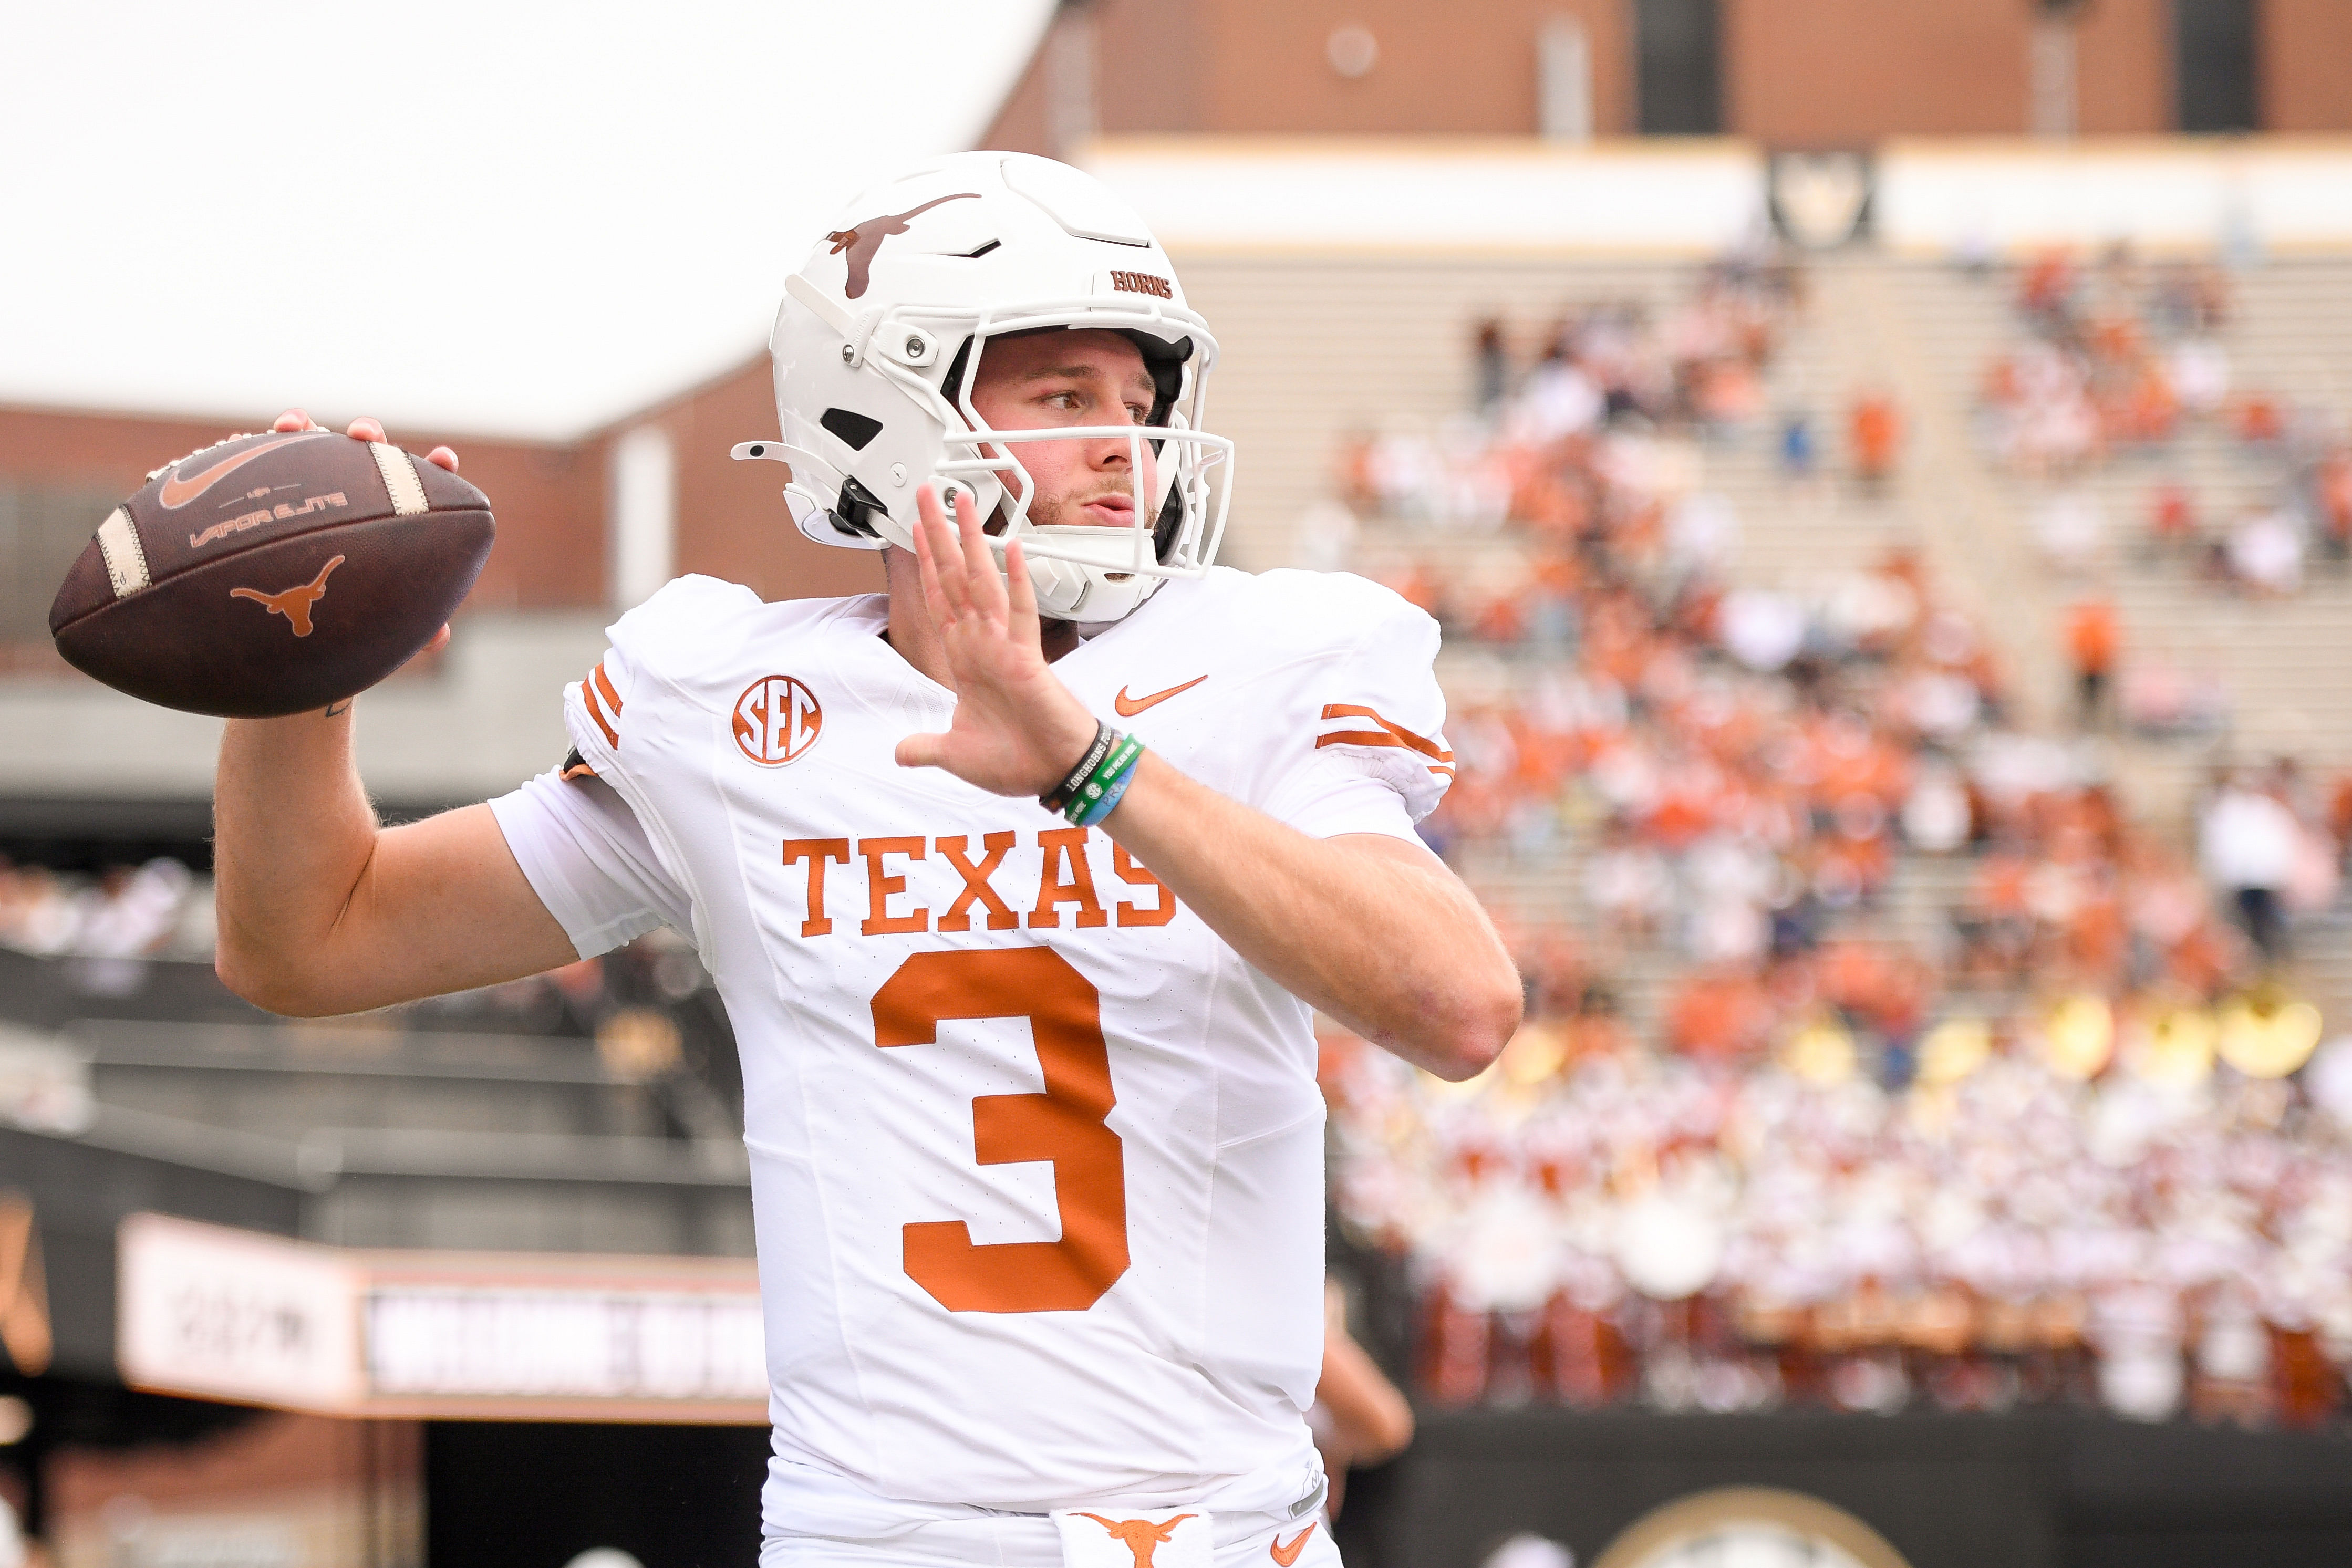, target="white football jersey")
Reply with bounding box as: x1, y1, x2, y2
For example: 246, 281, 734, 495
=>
490, 566, 1450, 1528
